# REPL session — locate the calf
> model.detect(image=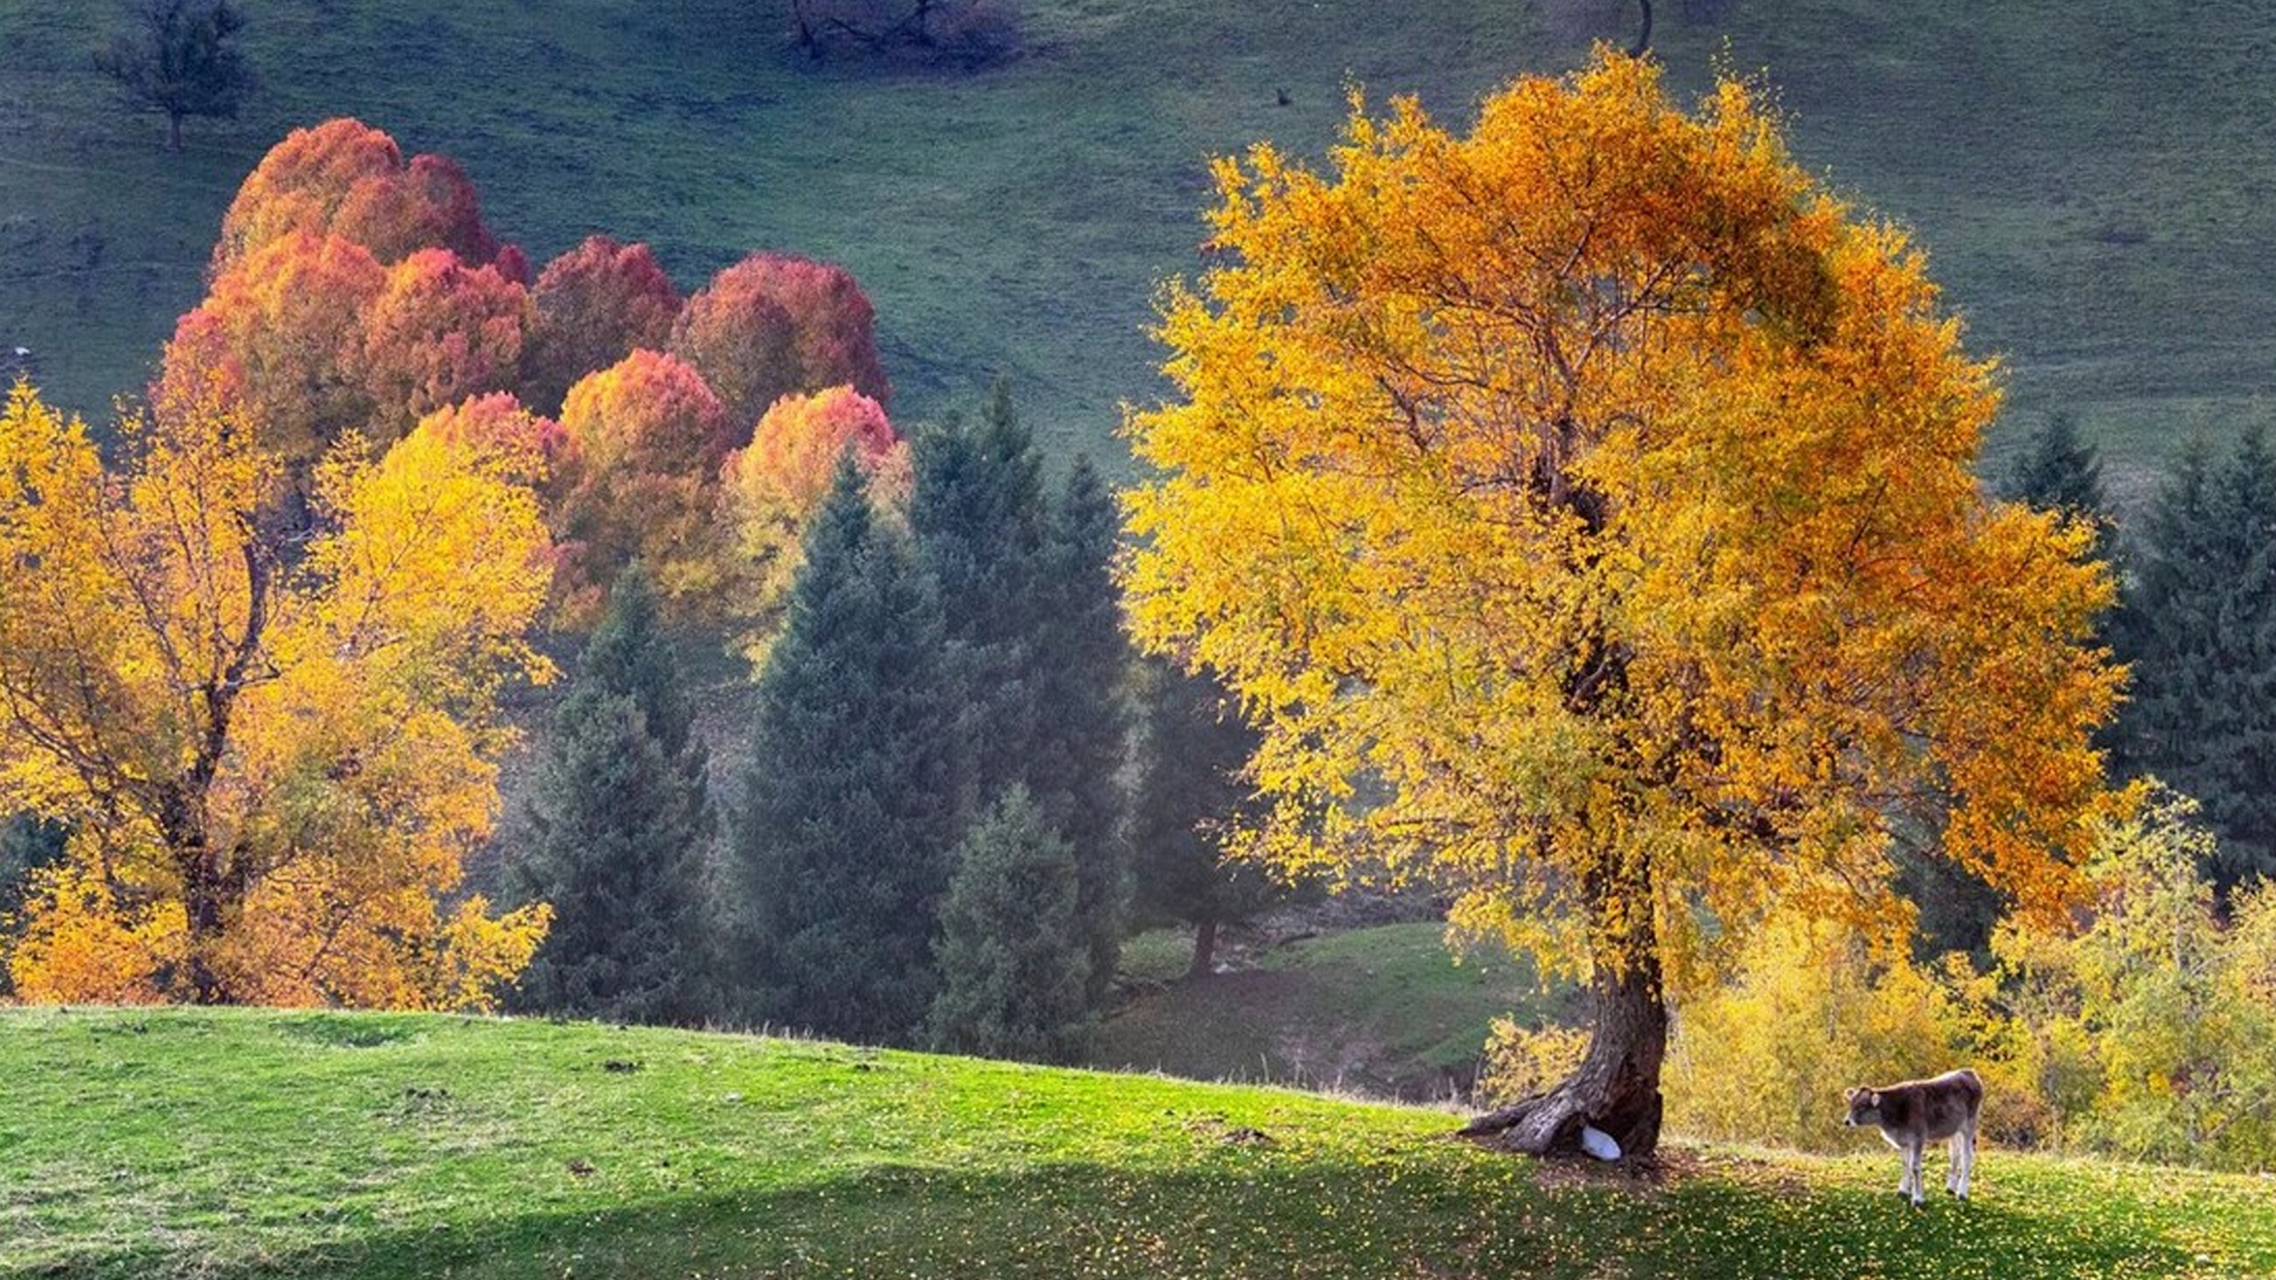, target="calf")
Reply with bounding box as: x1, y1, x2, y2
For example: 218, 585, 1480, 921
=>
1842, 1068, 1982, 1206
